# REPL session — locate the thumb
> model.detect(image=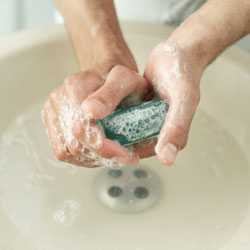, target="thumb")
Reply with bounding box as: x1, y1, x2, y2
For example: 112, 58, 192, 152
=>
81, 65, 148, 120
155, 90, 200, 166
